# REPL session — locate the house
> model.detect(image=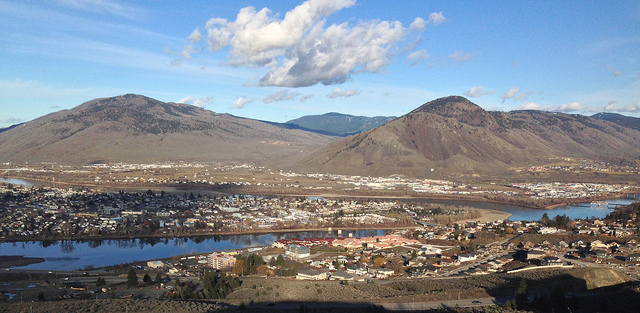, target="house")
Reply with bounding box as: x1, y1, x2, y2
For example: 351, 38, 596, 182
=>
147, 260, 164, 269
296, 268, 329, 280
542, 256, 563, 266
285, 244, 311, 259
374, 268, 396, 279
330, 270, 354, 281
526, 250, 546, 261
458, 252, 479, 262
